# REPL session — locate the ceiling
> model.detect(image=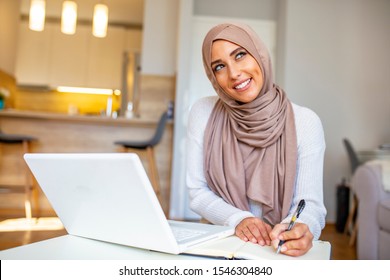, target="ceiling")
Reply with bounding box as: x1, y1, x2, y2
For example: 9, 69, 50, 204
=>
20, 0, 144, 26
